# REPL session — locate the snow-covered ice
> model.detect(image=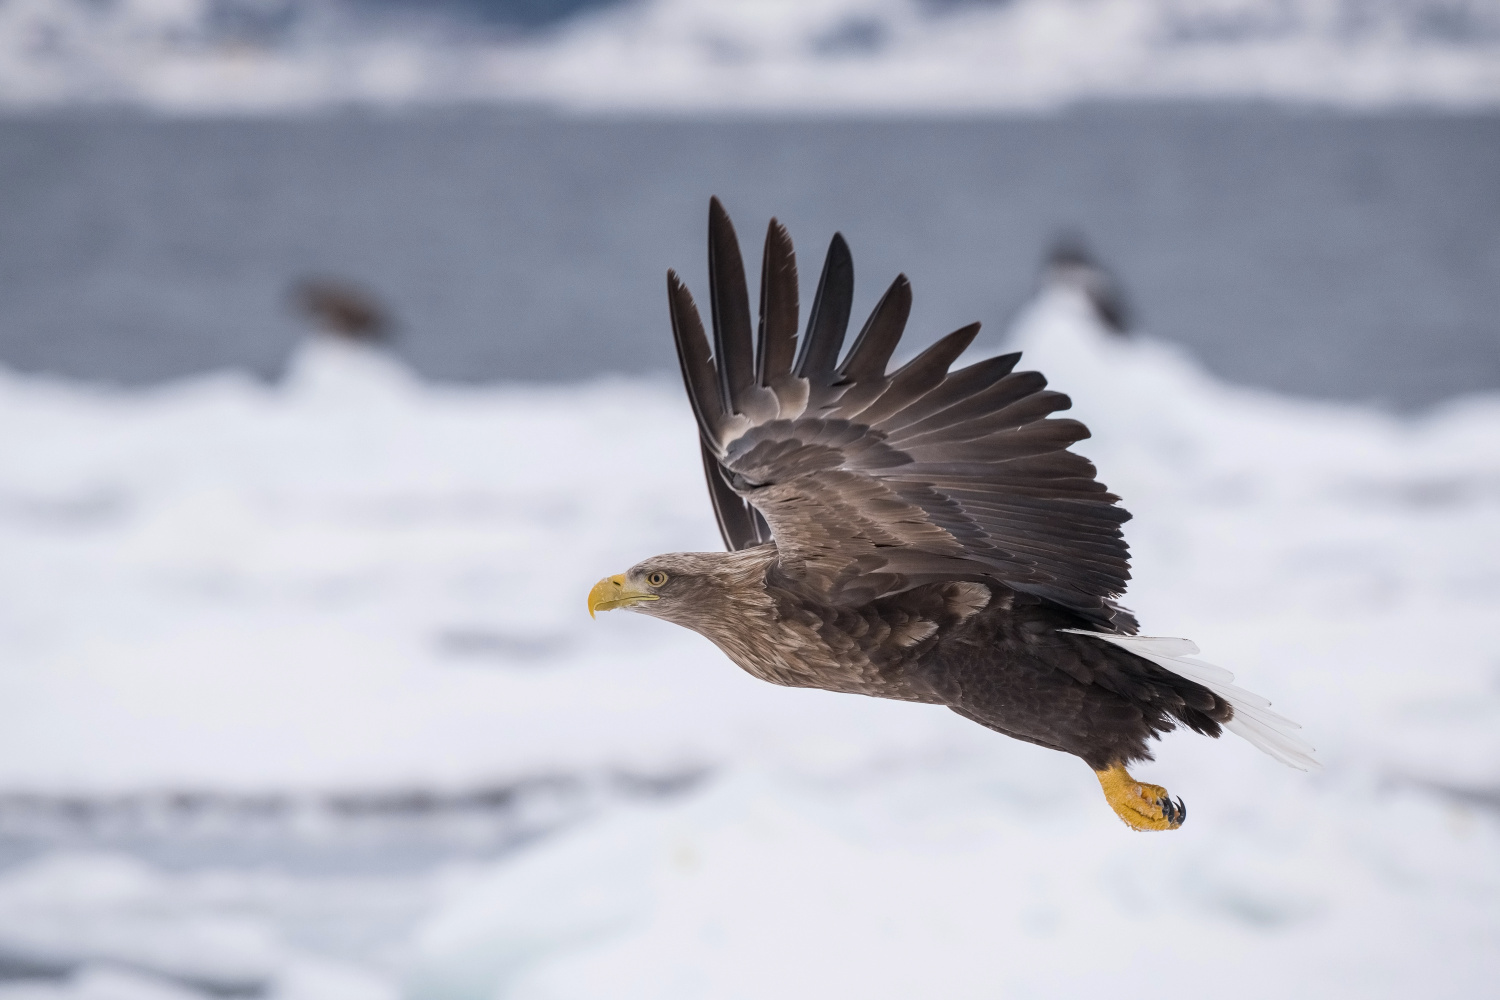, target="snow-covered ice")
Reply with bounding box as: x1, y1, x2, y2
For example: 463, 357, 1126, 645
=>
1, 283, 1498, 997
2, 0, 1500, 113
